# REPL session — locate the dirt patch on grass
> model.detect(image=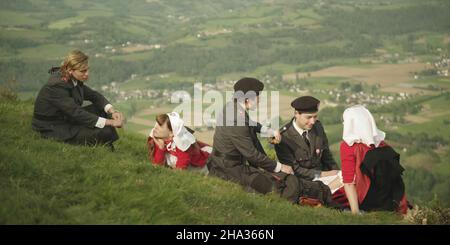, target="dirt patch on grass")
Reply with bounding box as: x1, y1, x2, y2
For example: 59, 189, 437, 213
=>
444, 35, 450, 44
122, 44, 160, 53
404, 115, 430, 124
